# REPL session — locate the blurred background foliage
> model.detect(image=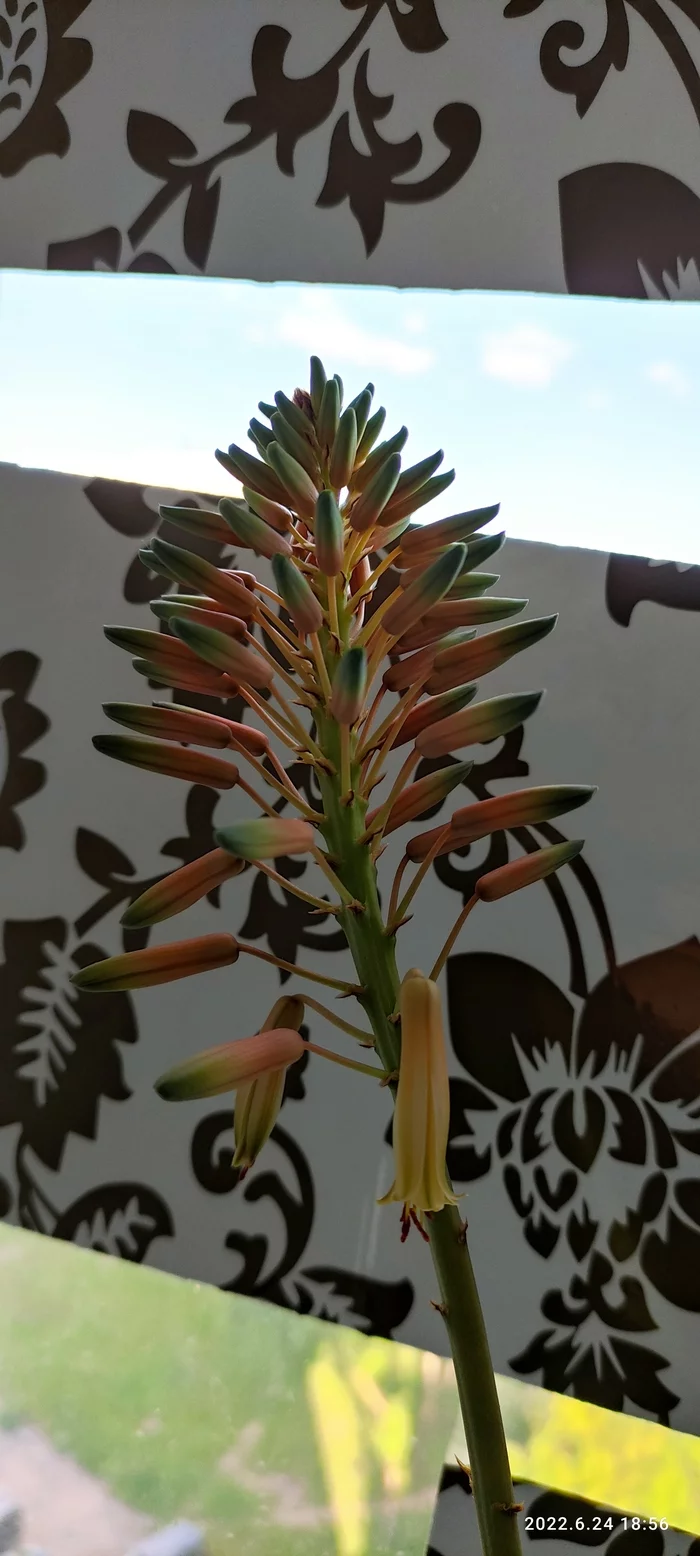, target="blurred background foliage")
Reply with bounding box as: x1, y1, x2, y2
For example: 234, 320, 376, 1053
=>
0, 1223, 697, 1555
